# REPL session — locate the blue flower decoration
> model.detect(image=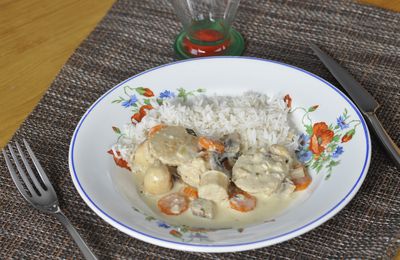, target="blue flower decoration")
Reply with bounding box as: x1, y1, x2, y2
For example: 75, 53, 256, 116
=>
296, 149, 312, 163
336, 115, 349, 130
156, 220, 170, 229
332, 146, 344, 158
122, 95, 138, 108
159, 90, 175, 99
299, 133, 310, 148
